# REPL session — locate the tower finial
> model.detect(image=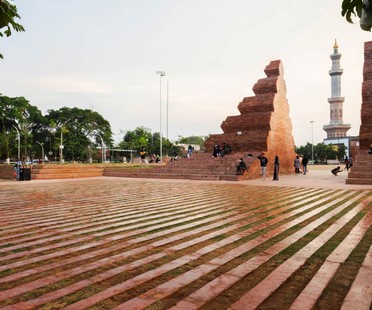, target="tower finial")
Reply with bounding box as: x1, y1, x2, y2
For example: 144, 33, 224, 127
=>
334, 39, 338, 49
